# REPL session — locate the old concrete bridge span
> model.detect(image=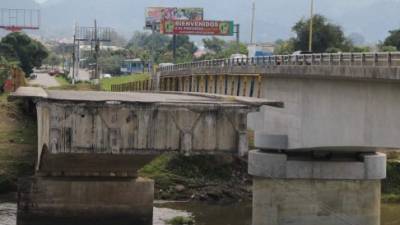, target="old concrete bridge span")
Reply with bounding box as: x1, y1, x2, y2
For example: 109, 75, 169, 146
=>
10, 87, 280, 225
